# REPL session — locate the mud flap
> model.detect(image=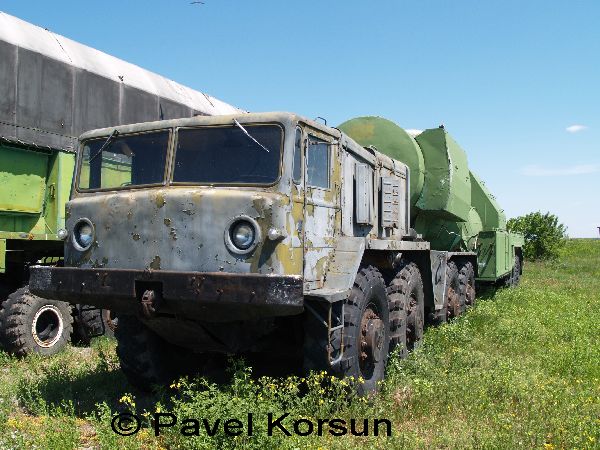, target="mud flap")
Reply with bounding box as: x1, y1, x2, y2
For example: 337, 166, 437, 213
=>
430, 250, 448, 312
